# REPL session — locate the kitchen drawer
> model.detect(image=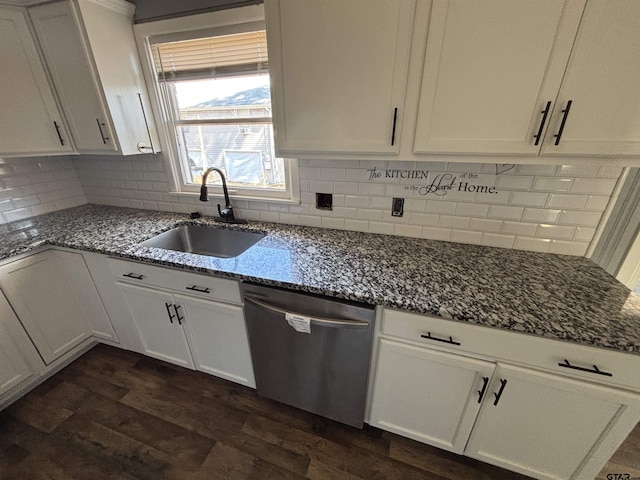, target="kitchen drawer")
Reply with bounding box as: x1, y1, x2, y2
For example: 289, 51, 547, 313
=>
108, 258, 241, 305
382, 309, 640, 392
